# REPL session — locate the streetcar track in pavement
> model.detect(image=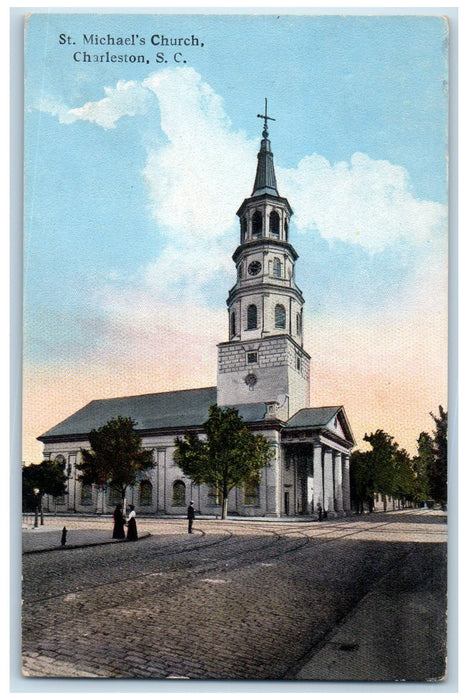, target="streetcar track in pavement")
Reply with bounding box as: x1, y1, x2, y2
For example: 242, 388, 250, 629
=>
21, 514, 448, 680
22, 519, 411, 608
